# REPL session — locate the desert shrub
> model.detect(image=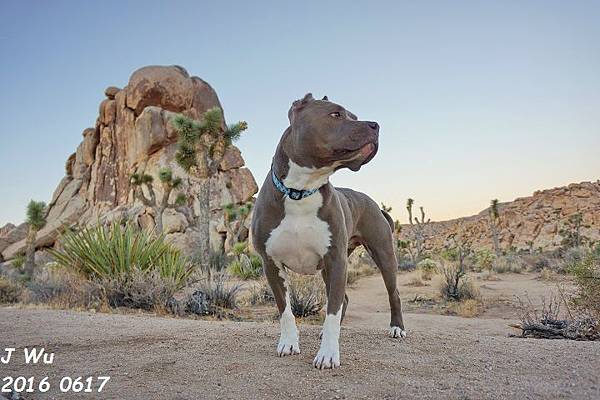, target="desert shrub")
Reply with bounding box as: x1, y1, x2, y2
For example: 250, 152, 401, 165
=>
102, 269, 178, 310
50, 221, 193, 289
398, 259, 416, 271
188, 273, 241, 315
0, 277, 22, 304
209, 250, 229, 273
247, 280, 275, 306
493, 254, 525, 274
522, 253, 552, 271
228, 254, 263, 280
11, 253, 25, 270
514, 294, 599, 340
473, 248, 496, 272
26, 267, 104, 309
417, 258, 438, 280
288, 273, 326, 318
568, 252, 600, 319
439, 262, 479, 301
